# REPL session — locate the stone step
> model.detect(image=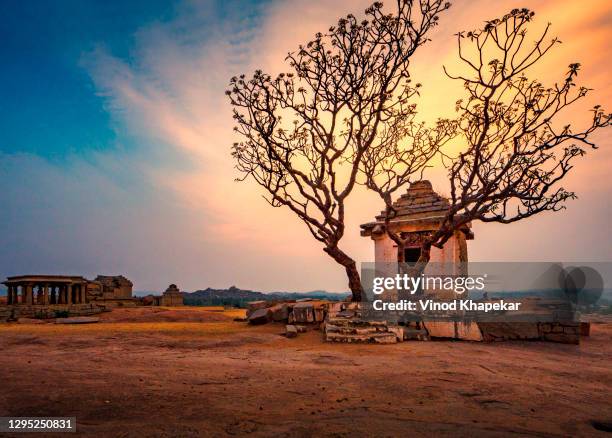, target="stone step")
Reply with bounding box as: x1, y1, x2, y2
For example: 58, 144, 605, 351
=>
326, 317, 387, 328
324, 324, 386, 335
325, 332, 398, 344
